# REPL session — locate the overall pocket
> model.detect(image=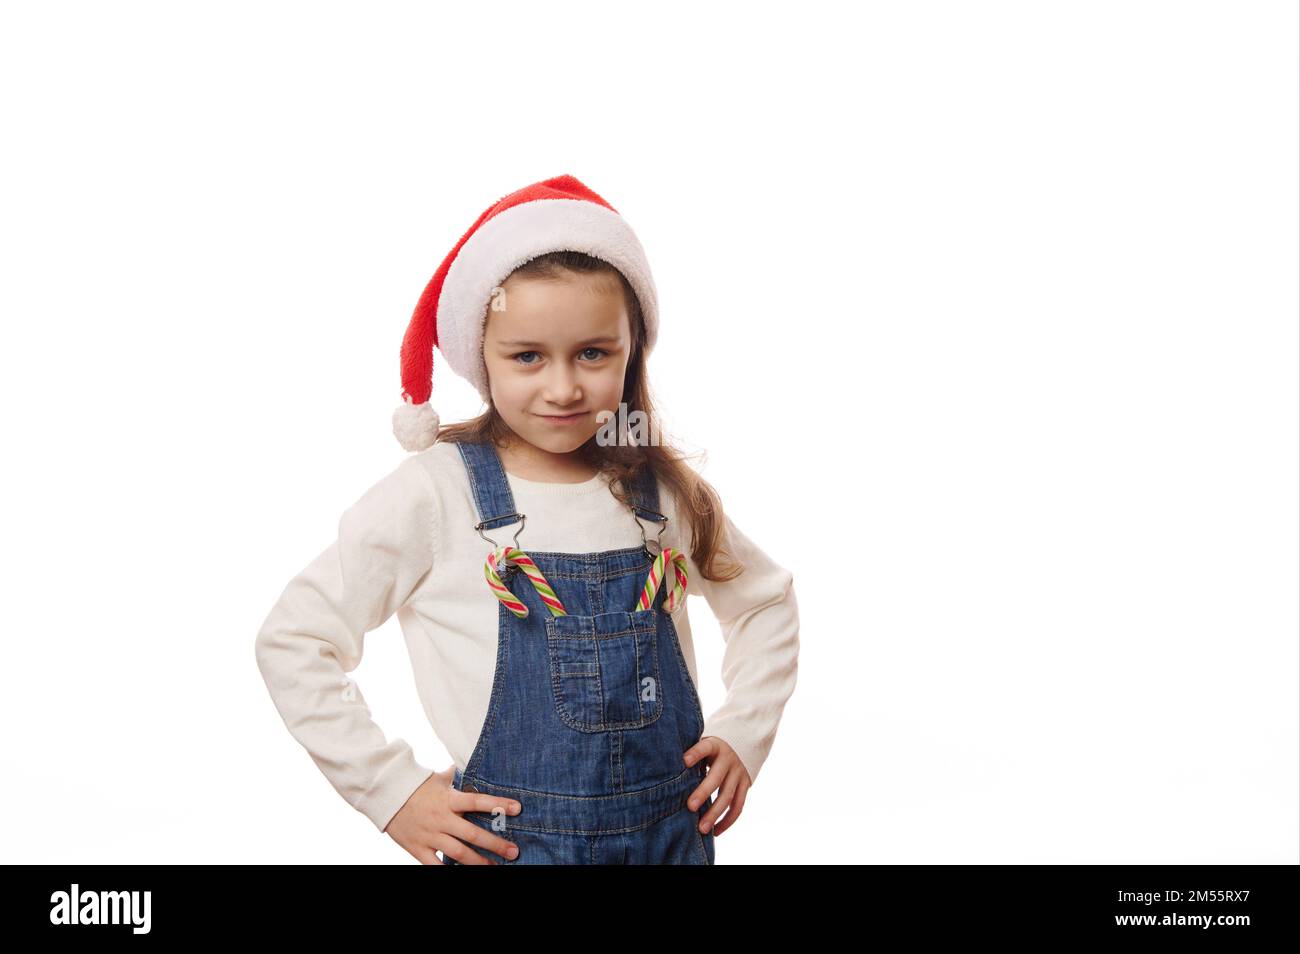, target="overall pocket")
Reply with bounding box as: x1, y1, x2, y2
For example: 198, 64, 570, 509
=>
545, 610, 663, 732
